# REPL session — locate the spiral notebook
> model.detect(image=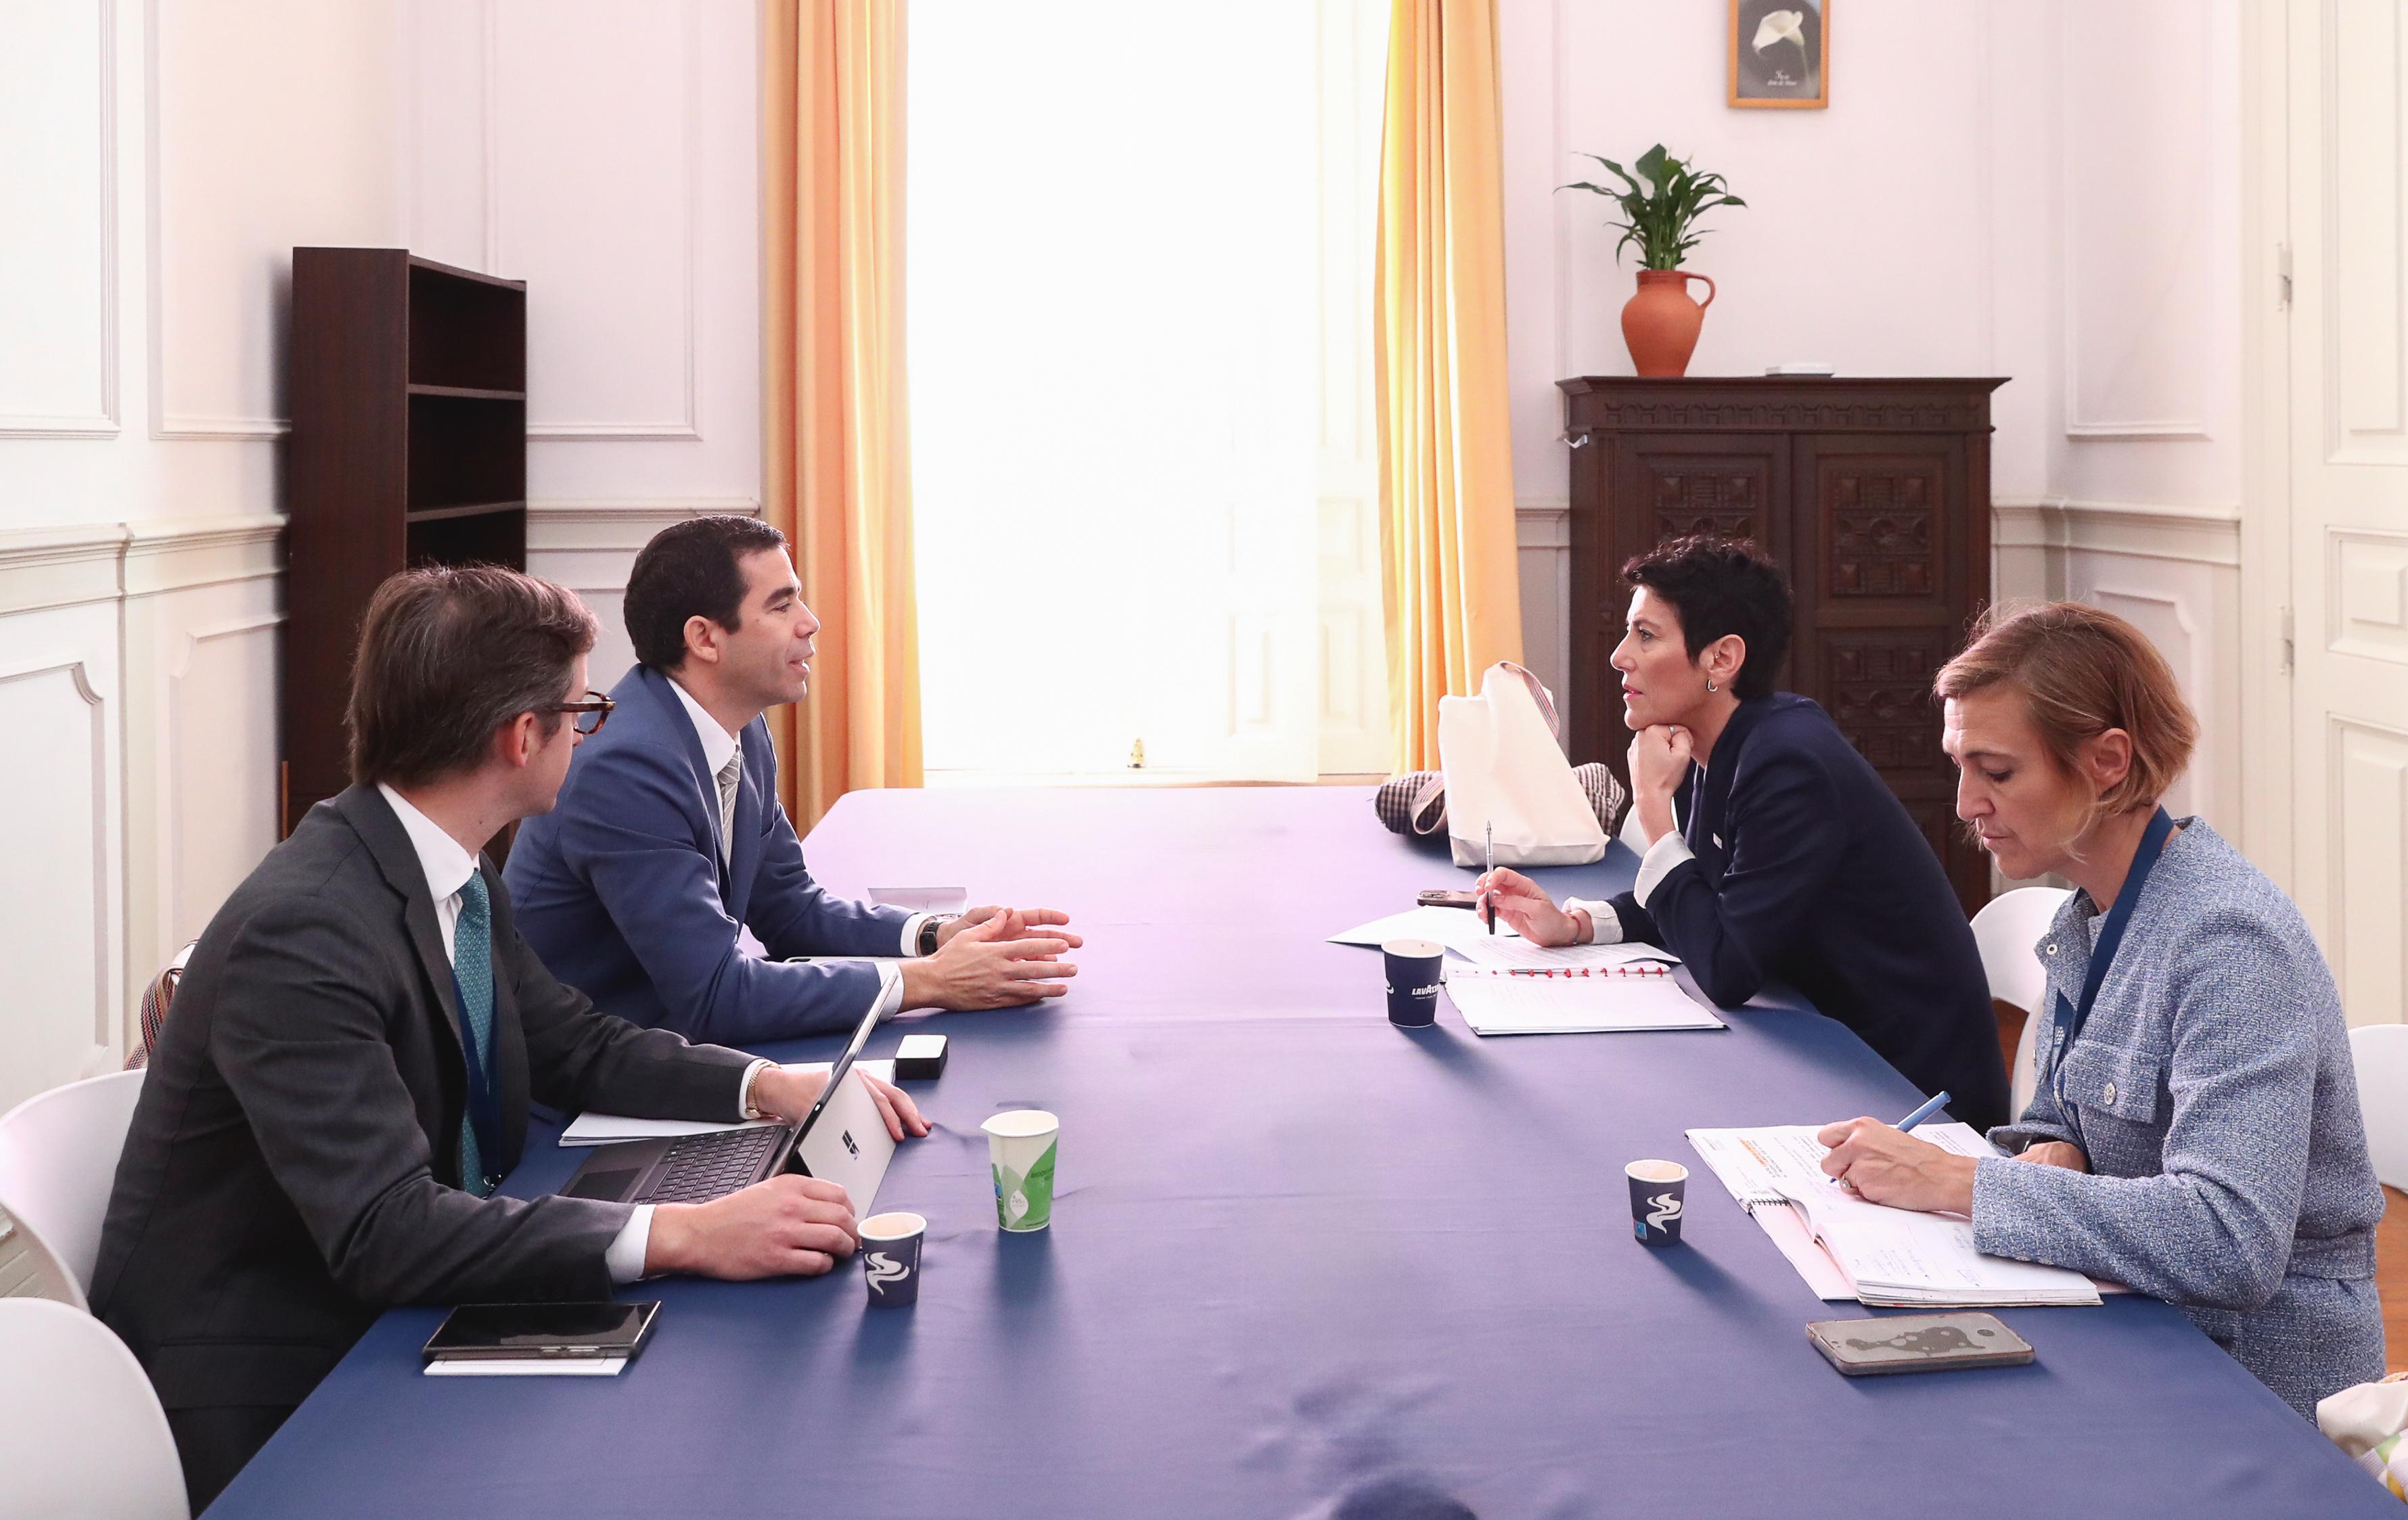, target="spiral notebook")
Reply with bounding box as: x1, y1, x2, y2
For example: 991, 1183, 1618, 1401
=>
1443, 965, 1725, 1036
